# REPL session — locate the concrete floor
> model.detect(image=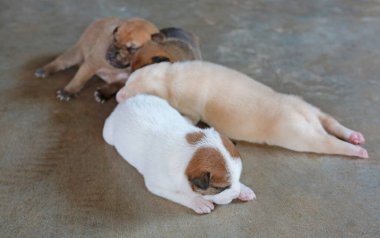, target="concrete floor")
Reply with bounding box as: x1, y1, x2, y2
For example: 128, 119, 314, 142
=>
1, 0, 379, 237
